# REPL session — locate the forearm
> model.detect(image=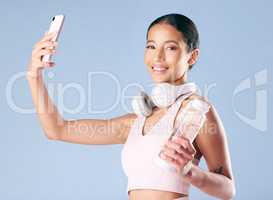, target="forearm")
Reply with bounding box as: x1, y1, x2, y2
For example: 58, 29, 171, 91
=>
188, 165, 235, 200
27, 71, 64, 139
